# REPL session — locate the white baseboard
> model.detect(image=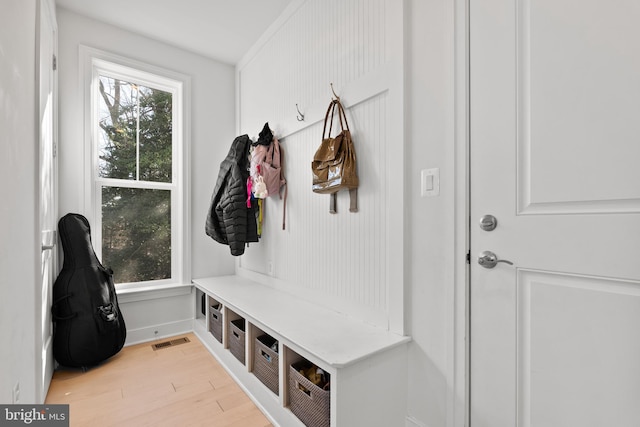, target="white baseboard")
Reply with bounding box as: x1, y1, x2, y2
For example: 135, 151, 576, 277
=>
124, 319, 193, 346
